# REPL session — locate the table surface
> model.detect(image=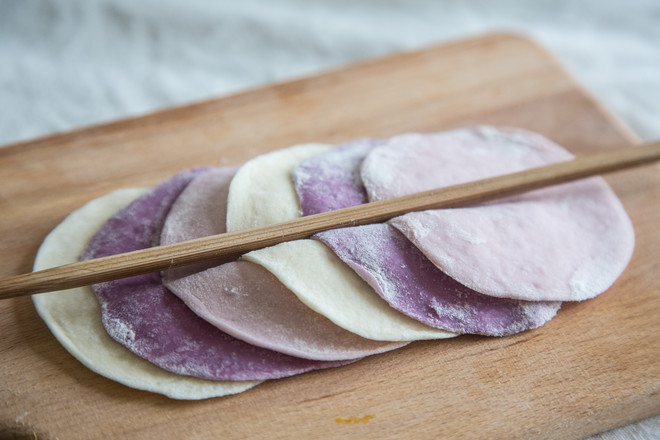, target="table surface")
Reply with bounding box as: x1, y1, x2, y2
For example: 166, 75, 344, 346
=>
0, 33, 658, 440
